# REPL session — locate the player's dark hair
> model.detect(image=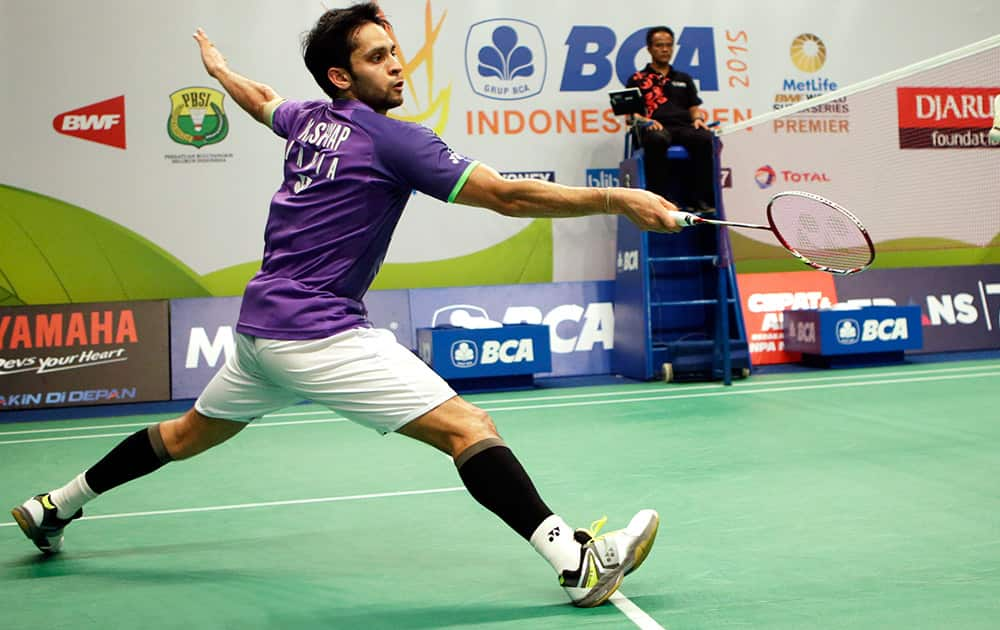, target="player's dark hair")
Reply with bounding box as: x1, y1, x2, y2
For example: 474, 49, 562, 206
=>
646, 26, 675, 48
302, 2, 389, 99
